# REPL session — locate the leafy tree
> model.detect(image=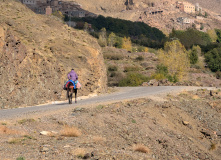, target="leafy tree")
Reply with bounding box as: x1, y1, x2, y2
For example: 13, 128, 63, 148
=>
83, 22, 89, 32
169, 28, 211, 49
122, 37, 132, 52
200, 23, 204, 30
215, 29, 221, 43
205, 47, 221, 72
190, 46, 199, 64
64, 14, 69, 21
207, 29, 218, 43
52, 11, 64, 19
115, 36, 123, 48
71, 15, 166, 48
158, 40, 190, 81
108, 32, 116, 47
98, 28, 107, 47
